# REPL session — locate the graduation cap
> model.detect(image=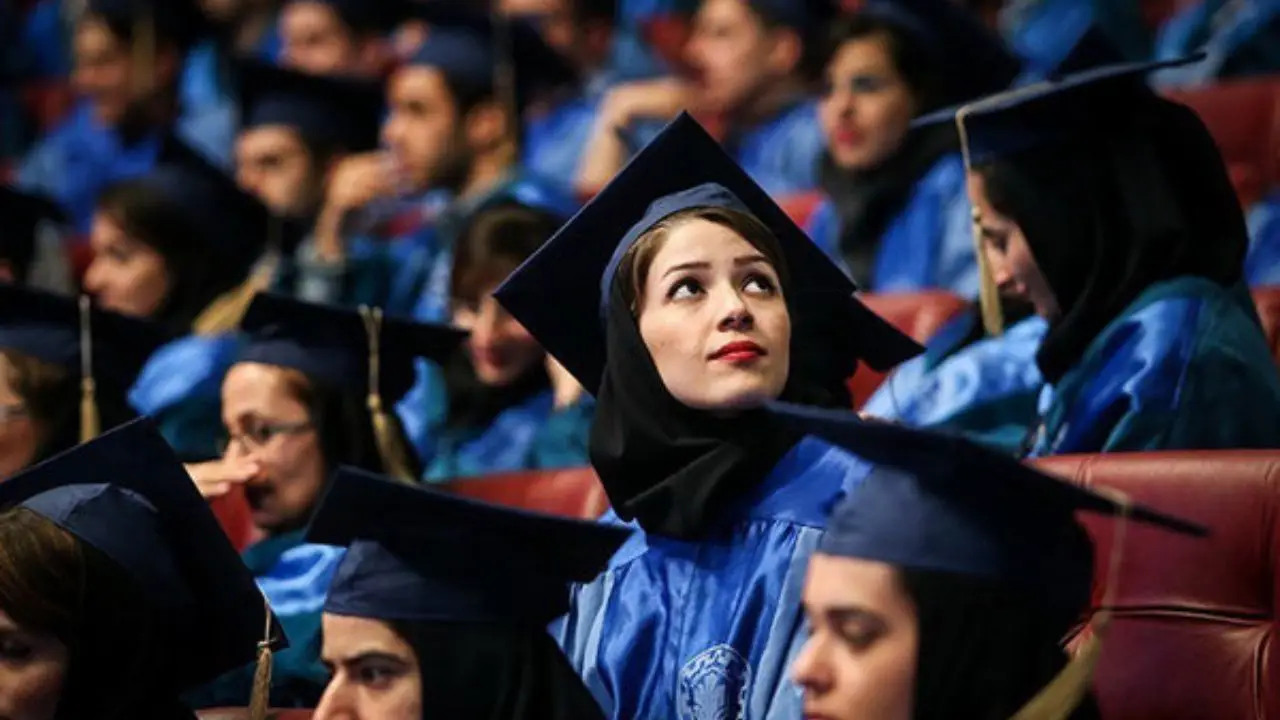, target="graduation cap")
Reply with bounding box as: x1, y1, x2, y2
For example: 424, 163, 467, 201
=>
0, 419, 284, 705
307, 466, 630, 624
855, 0, 1021, 106
294, 0, 408, 34
235, 57, 384, 152
494, 112, 922, 395
0, 285, 170, 441
237, 293, 467, 481
407, 5, 577, 115
768, 399, 1206, 719
911, 54, 1206, 337
0, 186, 65, 281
